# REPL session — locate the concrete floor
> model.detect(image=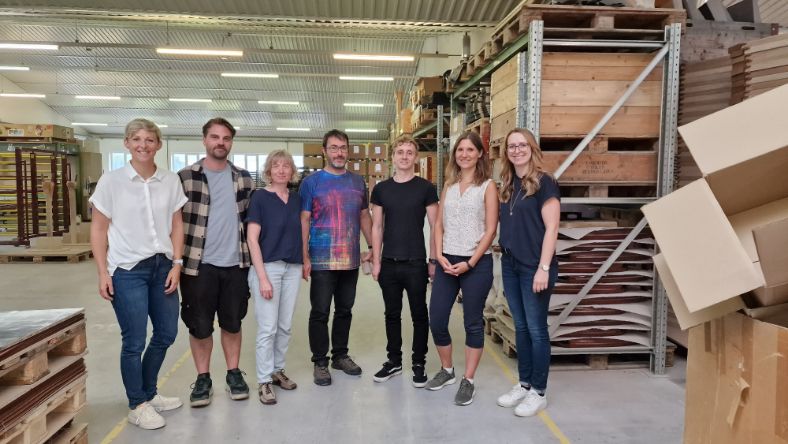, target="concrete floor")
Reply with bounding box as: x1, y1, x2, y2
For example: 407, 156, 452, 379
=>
0, 258, 686, 444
